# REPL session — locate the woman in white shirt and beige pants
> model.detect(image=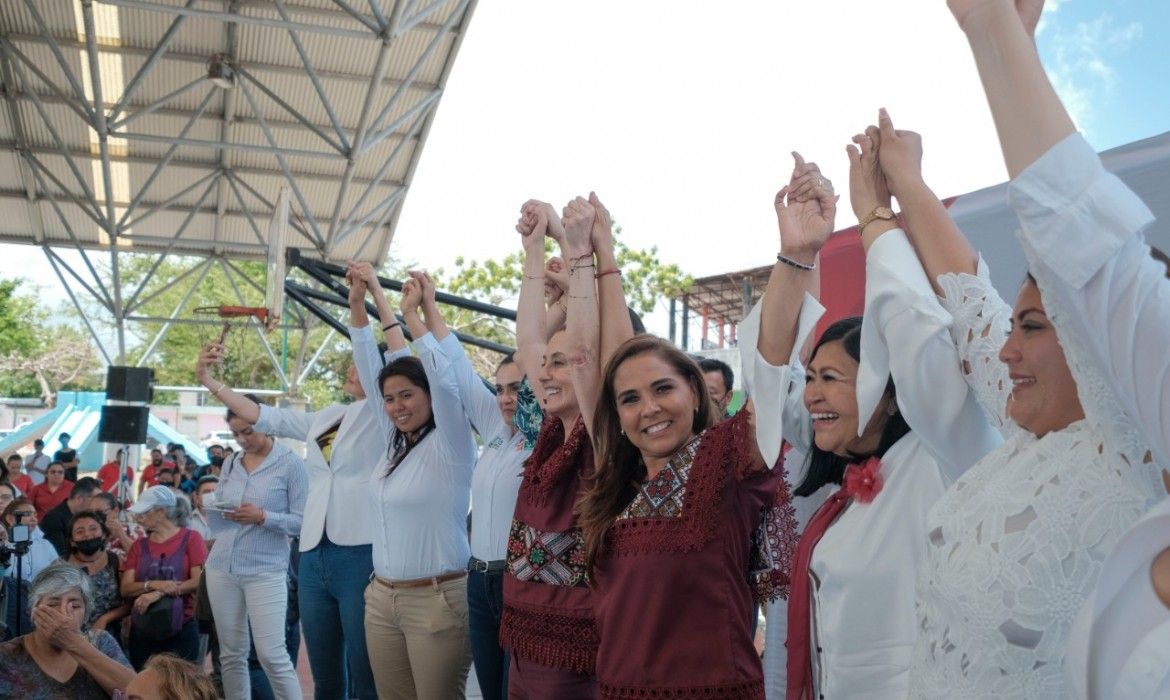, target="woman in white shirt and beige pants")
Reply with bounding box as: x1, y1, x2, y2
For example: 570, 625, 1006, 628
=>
347, 263, 478, 700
